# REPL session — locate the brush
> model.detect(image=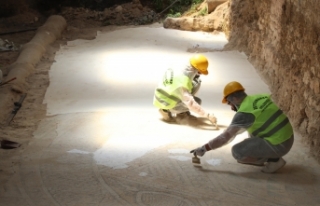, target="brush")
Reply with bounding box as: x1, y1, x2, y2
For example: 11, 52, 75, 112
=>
192, 154, 201, 164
